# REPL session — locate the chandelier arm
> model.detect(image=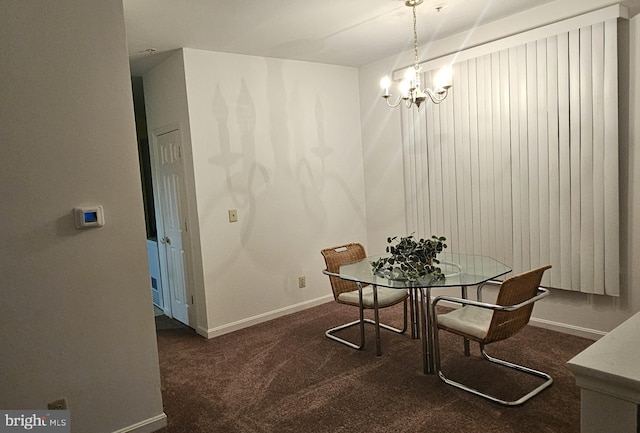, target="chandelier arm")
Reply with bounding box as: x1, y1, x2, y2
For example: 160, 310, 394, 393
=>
425, 87, 450, 104
383, 96, 405, 108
